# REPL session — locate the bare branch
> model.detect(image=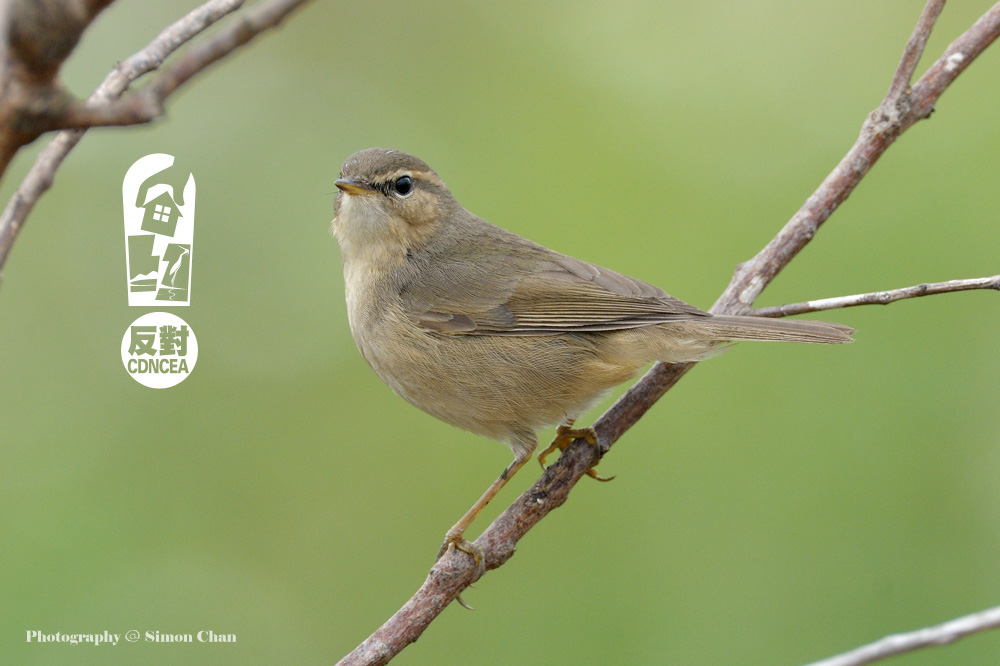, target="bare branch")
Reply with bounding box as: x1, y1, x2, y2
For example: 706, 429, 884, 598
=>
711, 3, 1000, 316
93, 0, 244, 100
908, 3, 1000, 124
754, 275, 1000, 318
800, 604, 1000, 666
59, 0, 315, 129
337, 4, 1000, 664
55, 94, 161, 128
0, 0, 241, 270
140, 0, 312, 105
886, 0, 944, 100
337, 434, 612, 666
0, 0, 311, 273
